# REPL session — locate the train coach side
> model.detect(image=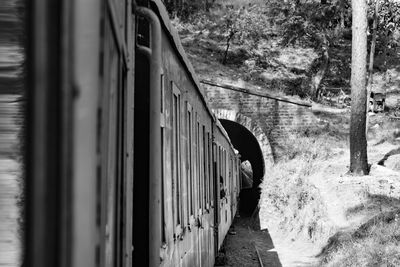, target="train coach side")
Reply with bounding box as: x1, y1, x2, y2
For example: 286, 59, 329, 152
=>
213, 123, 240, 251
140, 1, 241, 266
144, 2, 216, 267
